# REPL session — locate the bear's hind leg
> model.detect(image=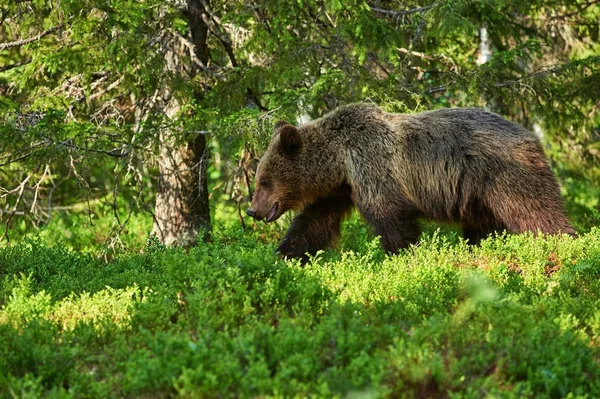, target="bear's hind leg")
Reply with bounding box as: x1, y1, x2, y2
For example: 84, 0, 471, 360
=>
277, 192, 354, 263
462, 221, 504, 245
462, 201, 506, 245
485, 190, 576, 238
357, 200, 422, 254
495, 203, 575, 237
